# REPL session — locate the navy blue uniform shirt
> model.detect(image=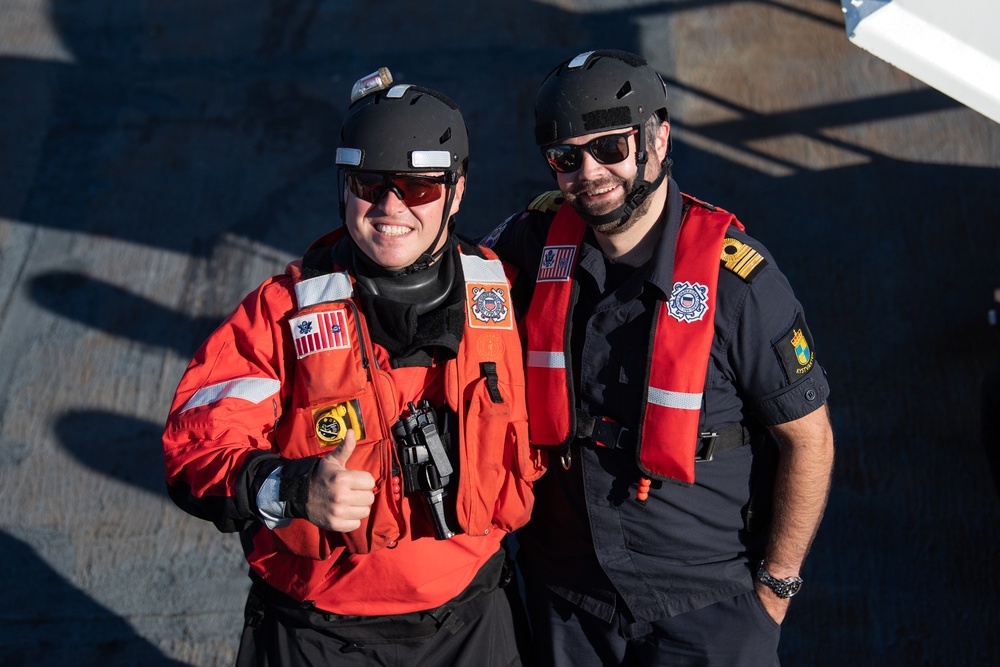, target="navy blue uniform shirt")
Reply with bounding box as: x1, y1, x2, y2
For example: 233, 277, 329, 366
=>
483, 178, 829, 624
